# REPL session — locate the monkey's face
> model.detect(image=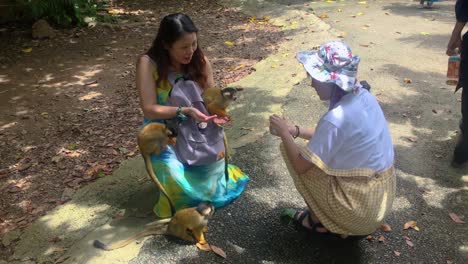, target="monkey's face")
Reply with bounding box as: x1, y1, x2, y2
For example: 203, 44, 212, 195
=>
196, 202, 215, 218
221, 87, 243, 101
